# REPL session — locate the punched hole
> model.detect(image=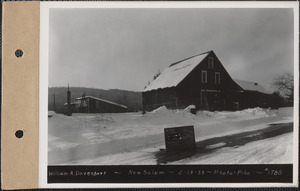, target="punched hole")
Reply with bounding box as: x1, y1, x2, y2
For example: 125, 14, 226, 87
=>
15, 130, 23, 138
15, 49, 23, 58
